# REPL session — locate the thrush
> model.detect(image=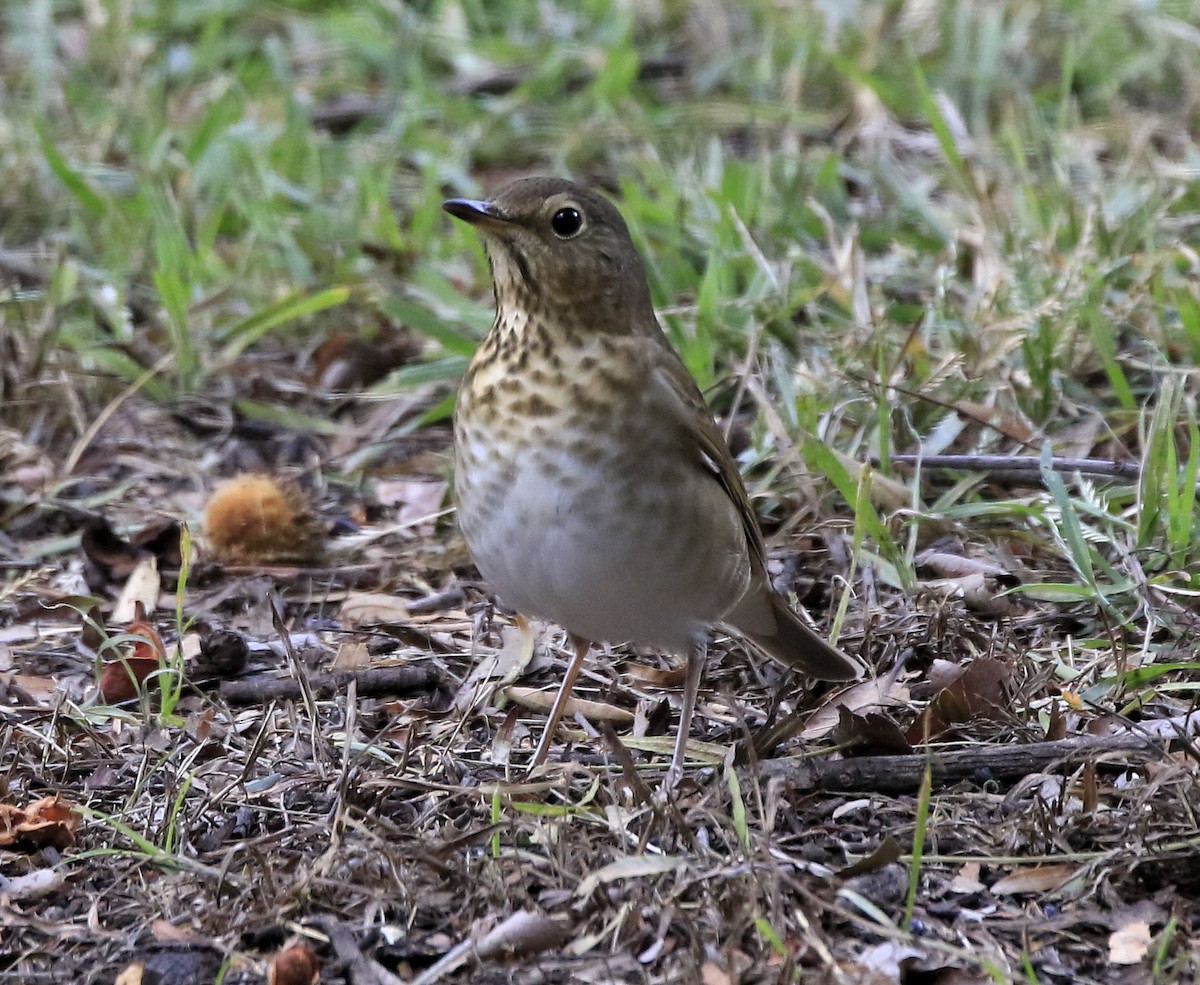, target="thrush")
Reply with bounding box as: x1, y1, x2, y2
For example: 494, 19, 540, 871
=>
446, 177, 863, 788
